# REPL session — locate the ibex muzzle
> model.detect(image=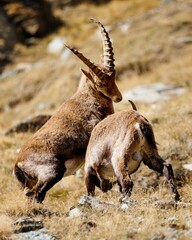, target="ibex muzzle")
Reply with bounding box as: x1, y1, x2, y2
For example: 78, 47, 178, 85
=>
14, 19, 122, 203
